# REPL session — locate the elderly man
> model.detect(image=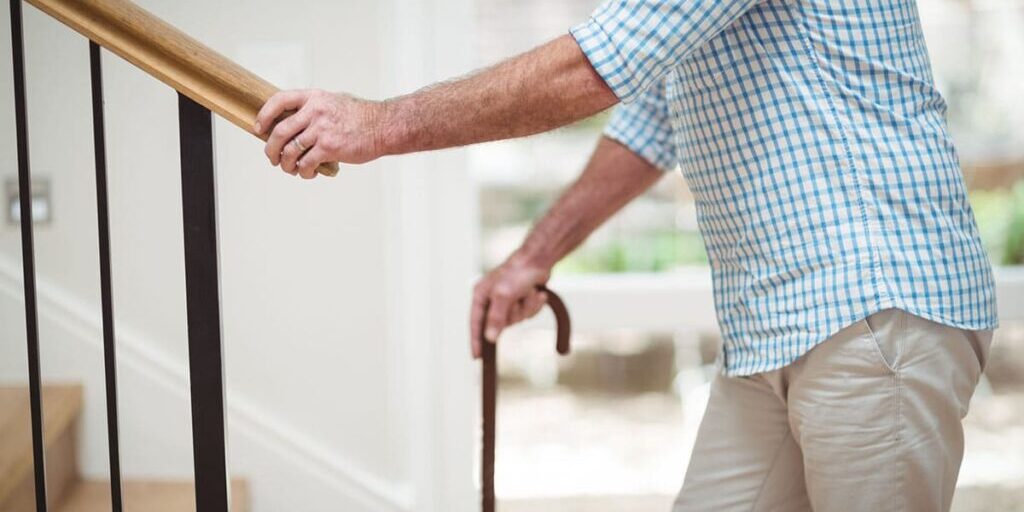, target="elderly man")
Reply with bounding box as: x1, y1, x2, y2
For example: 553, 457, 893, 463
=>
256, 1, 997, 510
